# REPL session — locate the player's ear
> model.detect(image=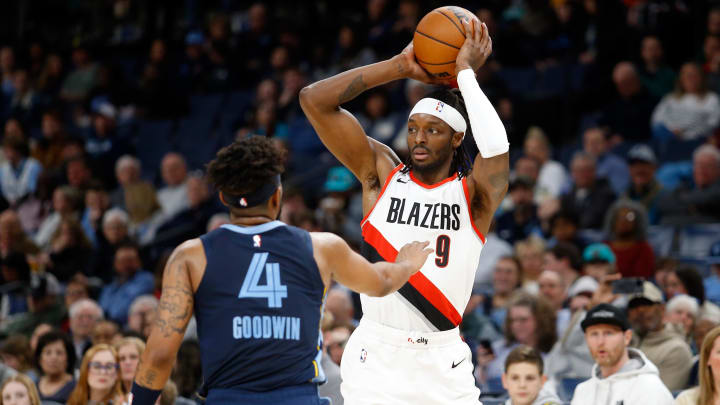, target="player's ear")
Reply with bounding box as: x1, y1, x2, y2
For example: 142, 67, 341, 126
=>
452, 131, 464, 148
269, 185, 283, 211
218, 192, 229, 207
